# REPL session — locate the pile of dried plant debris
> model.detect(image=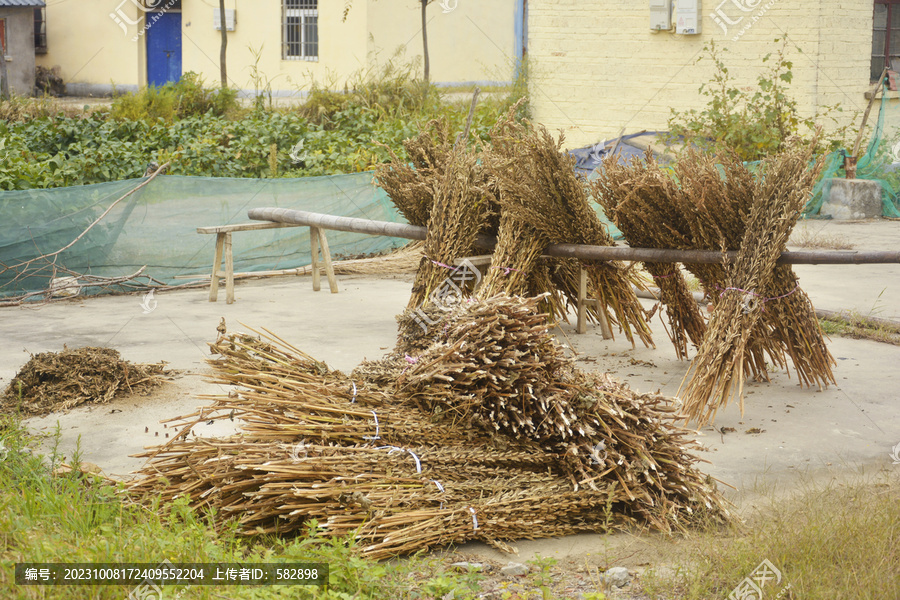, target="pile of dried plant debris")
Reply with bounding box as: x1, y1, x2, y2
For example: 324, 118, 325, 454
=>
128, 303, 729, 560
2, 346, 167, 416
